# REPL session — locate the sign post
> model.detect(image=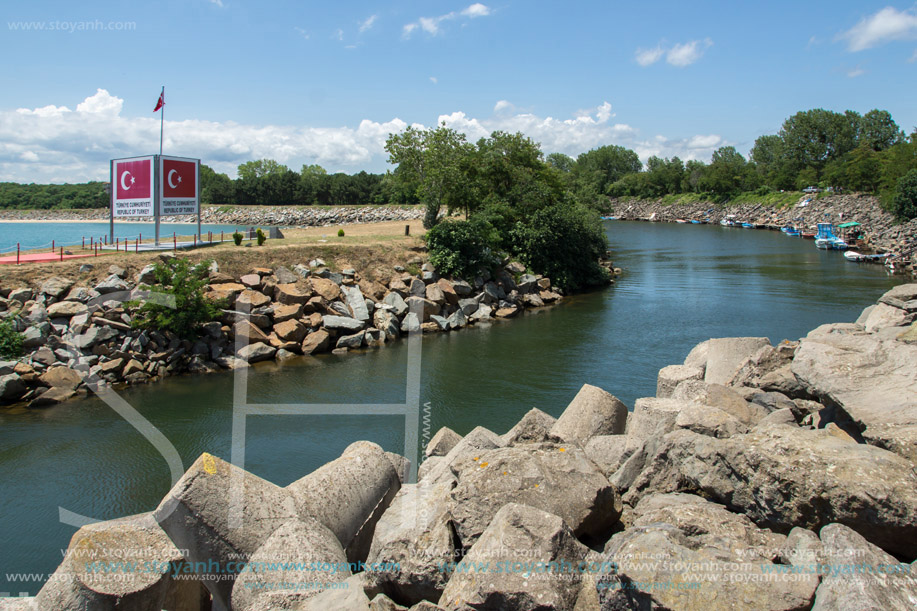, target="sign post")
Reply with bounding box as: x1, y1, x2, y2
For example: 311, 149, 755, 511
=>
111, 155, 200, 248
